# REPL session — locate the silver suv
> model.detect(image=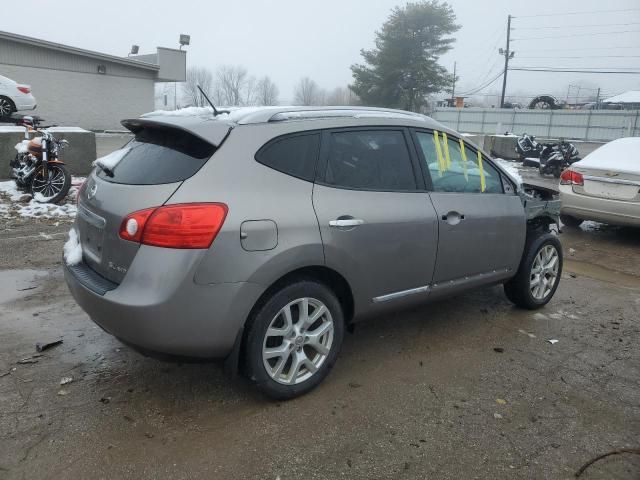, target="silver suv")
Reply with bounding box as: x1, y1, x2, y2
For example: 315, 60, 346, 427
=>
64, 107, 563, 399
